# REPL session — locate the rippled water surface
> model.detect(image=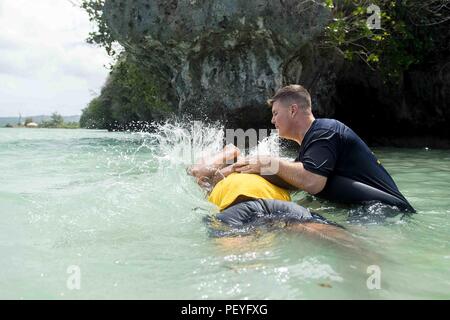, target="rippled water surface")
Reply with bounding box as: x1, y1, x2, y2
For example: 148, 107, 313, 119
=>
1, 127, 449, 299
